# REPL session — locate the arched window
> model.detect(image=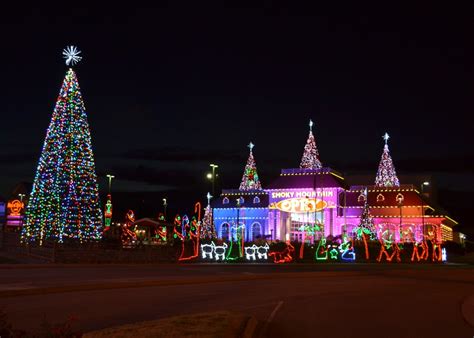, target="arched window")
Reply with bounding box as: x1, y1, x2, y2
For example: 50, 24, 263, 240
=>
253, 196, 260, 204
220, 223, 230, 240
222, 197, 229, 204
376, 193, 385, 202
251, 222, 261, 240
